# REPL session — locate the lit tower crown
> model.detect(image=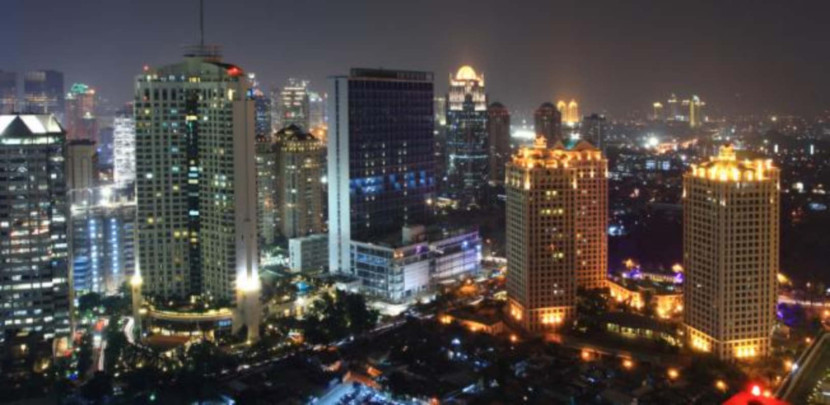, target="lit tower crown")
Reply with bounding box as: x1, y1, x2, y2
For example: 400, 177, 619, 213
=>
448, 65, 486, 111
683, 144, 779, 360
